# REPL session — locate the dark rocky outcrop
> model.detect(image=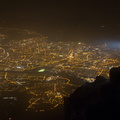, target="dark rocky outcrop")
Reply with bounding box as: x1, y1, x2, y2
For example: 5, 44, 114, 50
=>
64, 67, 120, 120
